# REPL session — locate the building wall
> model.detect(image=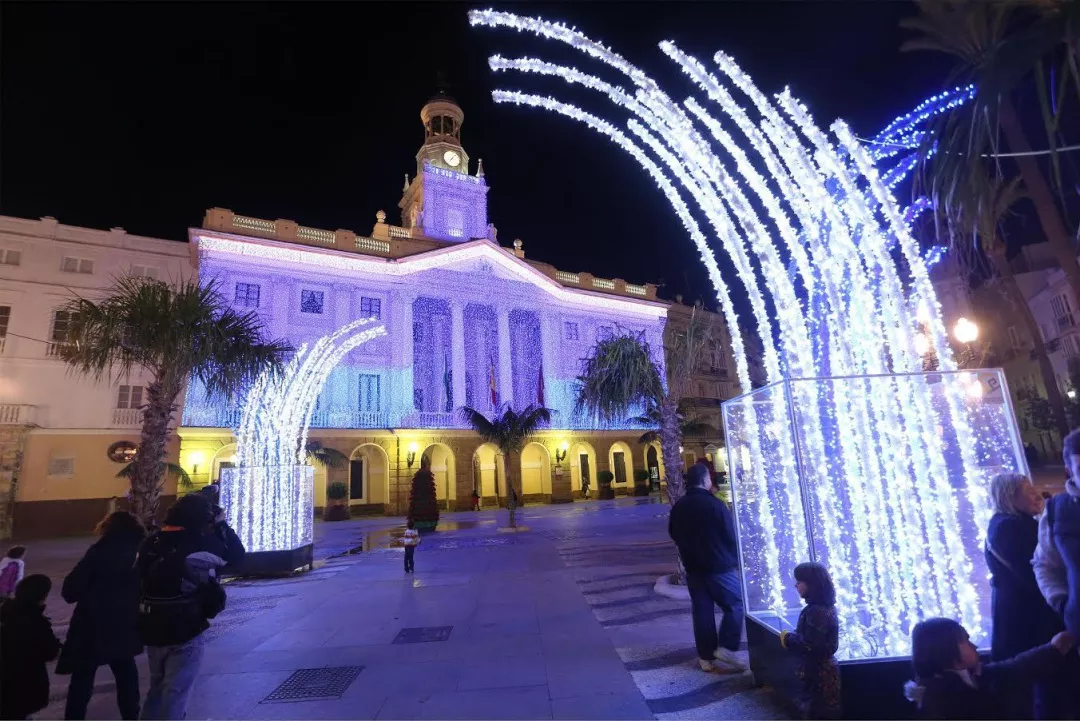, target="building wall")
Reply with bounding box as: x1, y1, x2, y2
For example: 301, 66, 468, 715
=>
0, 215, 192, 538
